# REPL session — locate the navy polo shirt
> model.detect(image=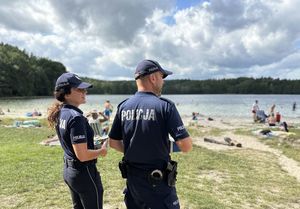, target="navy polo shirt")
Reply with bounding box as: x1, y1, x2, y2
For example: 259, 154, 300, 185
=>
56, 104, 94, 161
109, 91, 189, 169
